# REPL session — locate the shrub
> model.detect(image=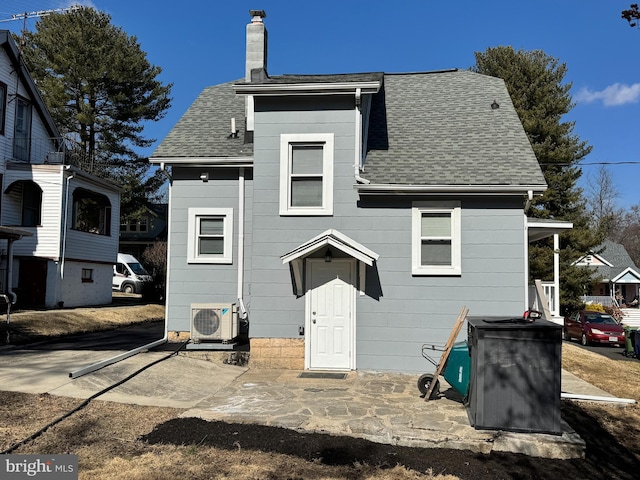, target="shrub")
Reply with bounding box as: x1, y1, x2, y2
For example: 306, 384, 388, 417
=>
585, 303, 605, 313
